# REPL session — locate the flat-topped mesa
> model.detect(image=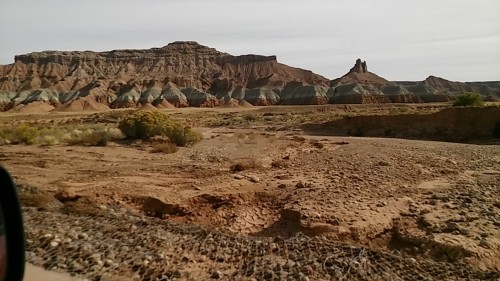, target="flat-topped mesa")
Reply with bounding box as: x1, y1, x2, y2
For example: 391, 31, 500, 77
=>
349, 58, 368, 74
0, 41, 332, 111
14, 41, 226, 65
218, 54, 277, 65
